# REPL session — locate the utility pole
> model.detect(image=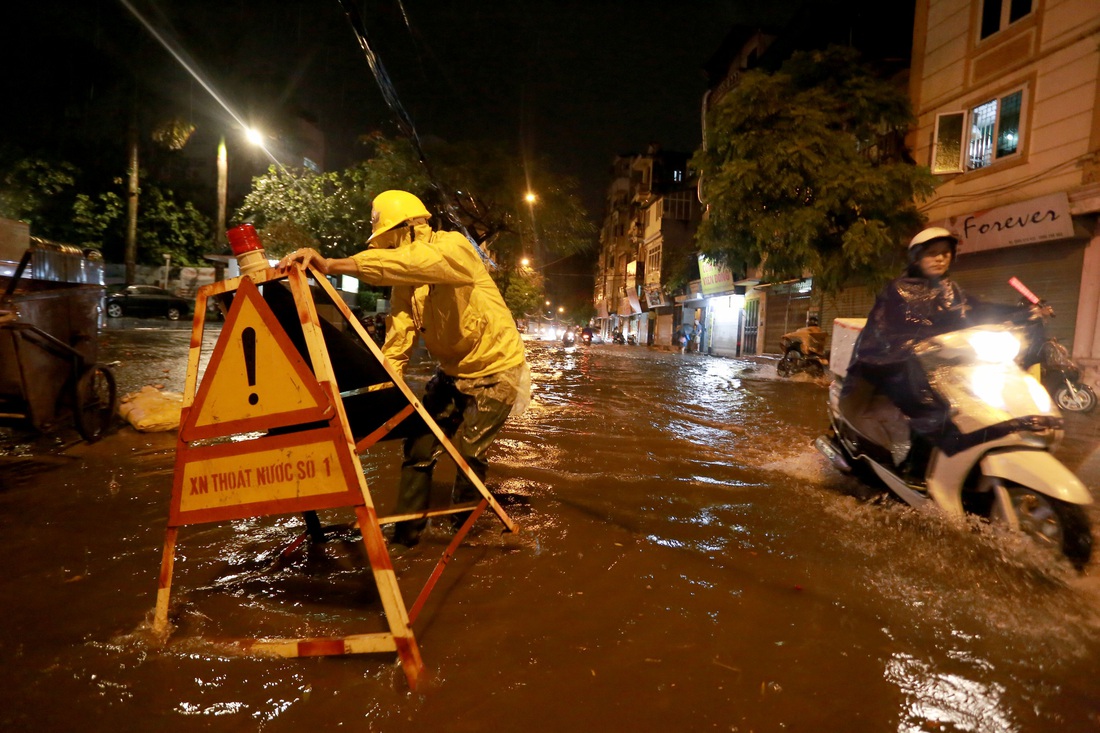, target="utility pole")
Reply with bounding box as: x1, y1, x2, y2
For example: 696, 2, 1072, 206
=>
125, 112, 139, 285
